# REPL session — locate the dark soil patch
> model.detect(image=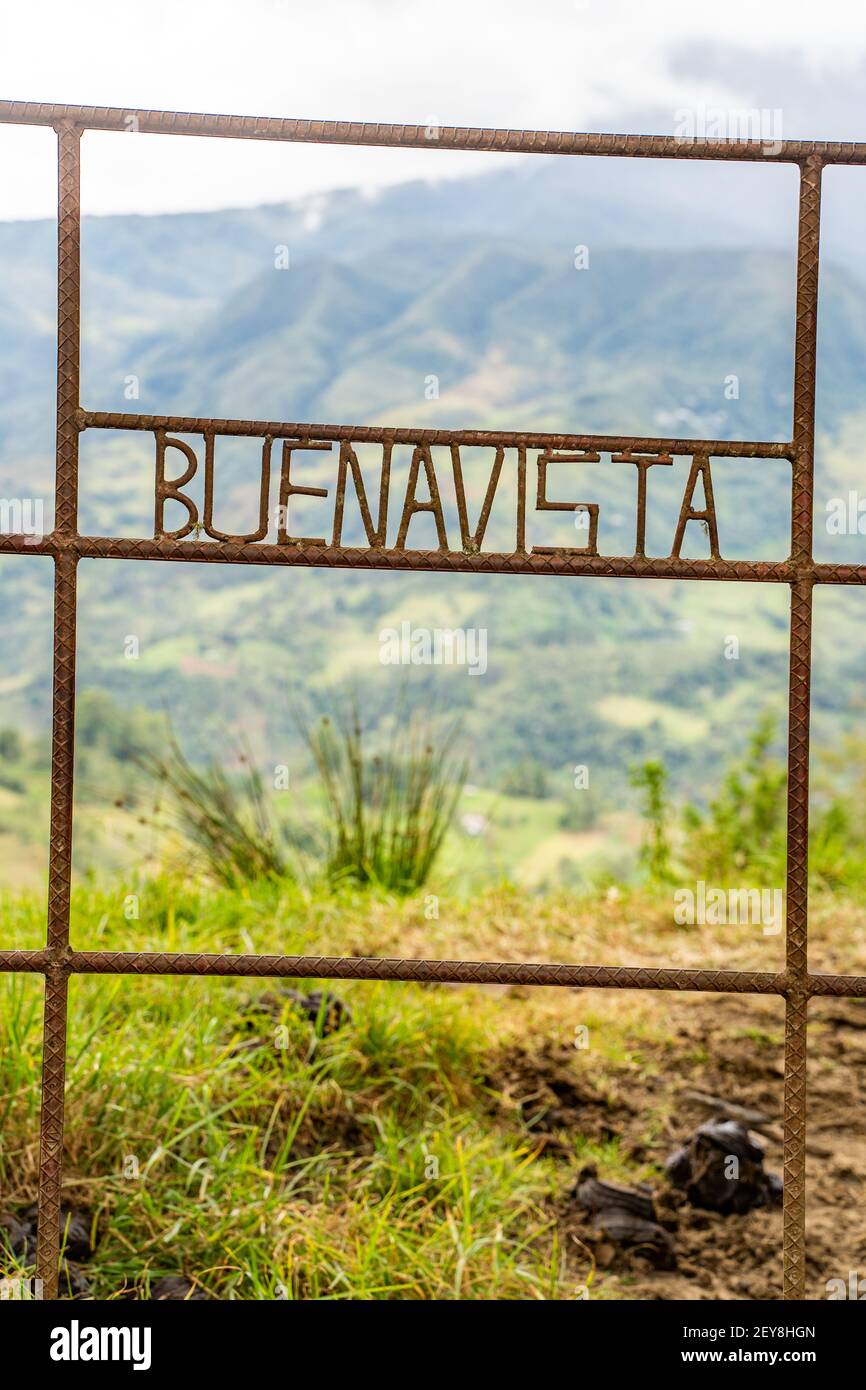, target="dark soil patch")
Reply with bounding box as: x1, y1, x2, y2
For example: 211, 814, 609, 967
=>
265, 1097, 374, 1164
147, 1275, 210, 1300
482, 1039, 636, 1155
244, 988, 352, 1037
0, 1203, 96, 1299
481, 993, 866, 1298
